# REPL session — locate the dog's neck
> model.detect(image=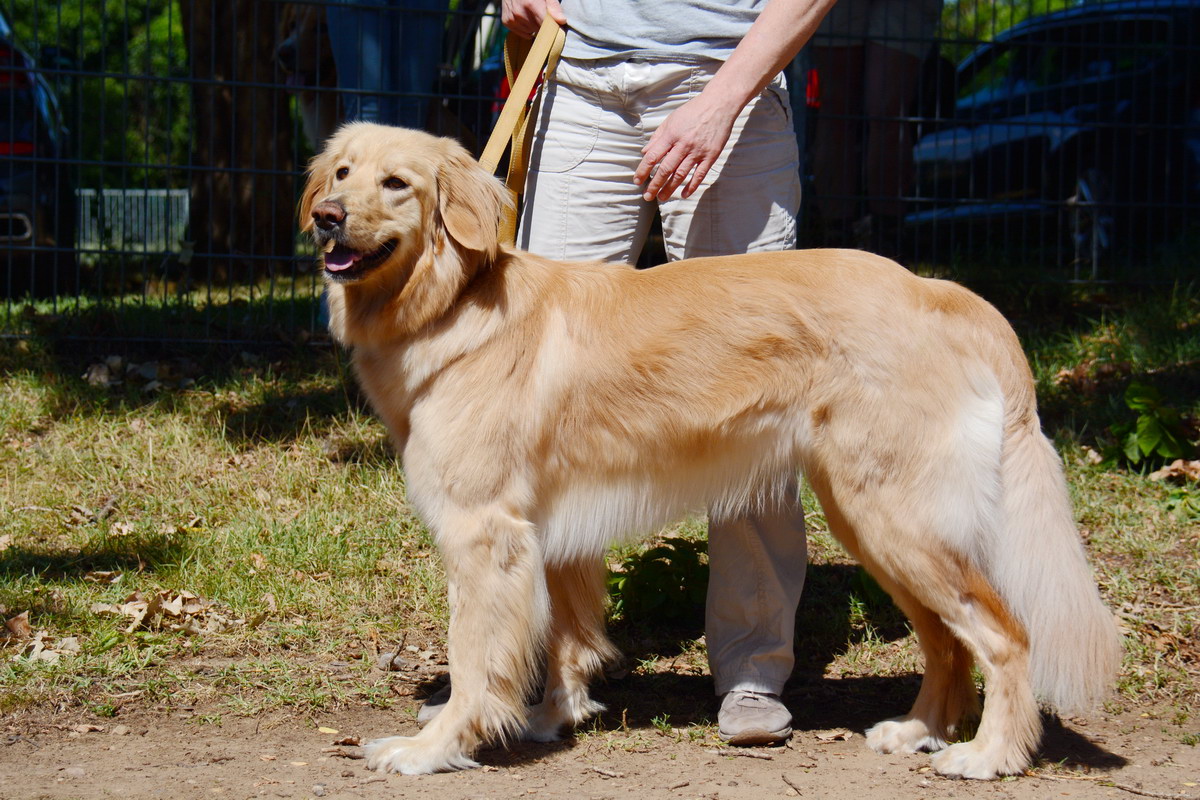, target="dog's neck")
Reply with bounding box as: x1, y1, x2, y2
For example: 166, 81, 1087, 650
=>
336, 245, 540, 423
327, 233, 497, 347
